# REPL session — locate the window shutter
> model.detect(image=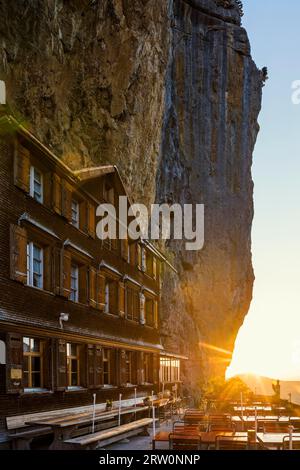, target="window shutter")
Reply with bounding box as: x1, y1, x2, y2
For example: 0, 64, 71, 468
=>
79, 266, 88, 304
153, 257, 157, 280
80, 201, 87, 233
152, 354, 160, 385
110, 280, 118, 315
54, 339, 66, 391
53, 247, 62, 295
52, 173, 62, 215
121, 238, 128, 261
43, 246, 53, 292
119, 349, 127, 387
96, 272, 105, 310
43, 339, 53, 390
89, 267, 97, 308
62, 249, 71, 298
10, 224, 27, 284
79, 345, 88, 388
61, 180, 72, 222
6, 333, 23, 394
154, 300, 159, 329
94, 345, 103, 388
129, 243, 136, 266
14, 143, 30, 192
87, 202, 96, 238
137, 244, 142, 270
118, 281, 125, 318
43, 172, 52, 208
